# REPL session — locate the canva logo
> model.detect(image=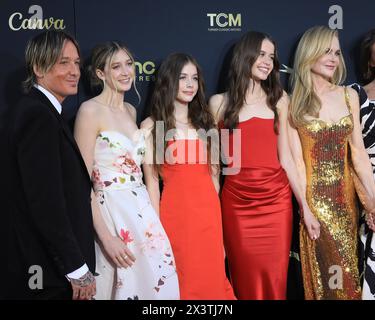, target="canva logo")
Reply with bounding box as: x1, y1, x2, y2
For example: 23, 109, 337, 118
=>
207, 13, 242, 32
9, 5, 66, 31
135, 61, 156, 82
